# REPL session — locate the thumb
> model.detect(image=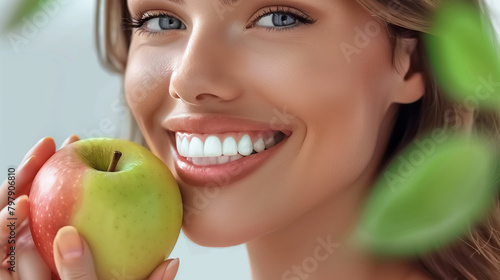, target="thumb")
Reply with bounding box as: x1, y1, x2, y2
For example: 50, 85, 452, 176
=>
148, 258, 180, 280
53, 226, 98, 280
